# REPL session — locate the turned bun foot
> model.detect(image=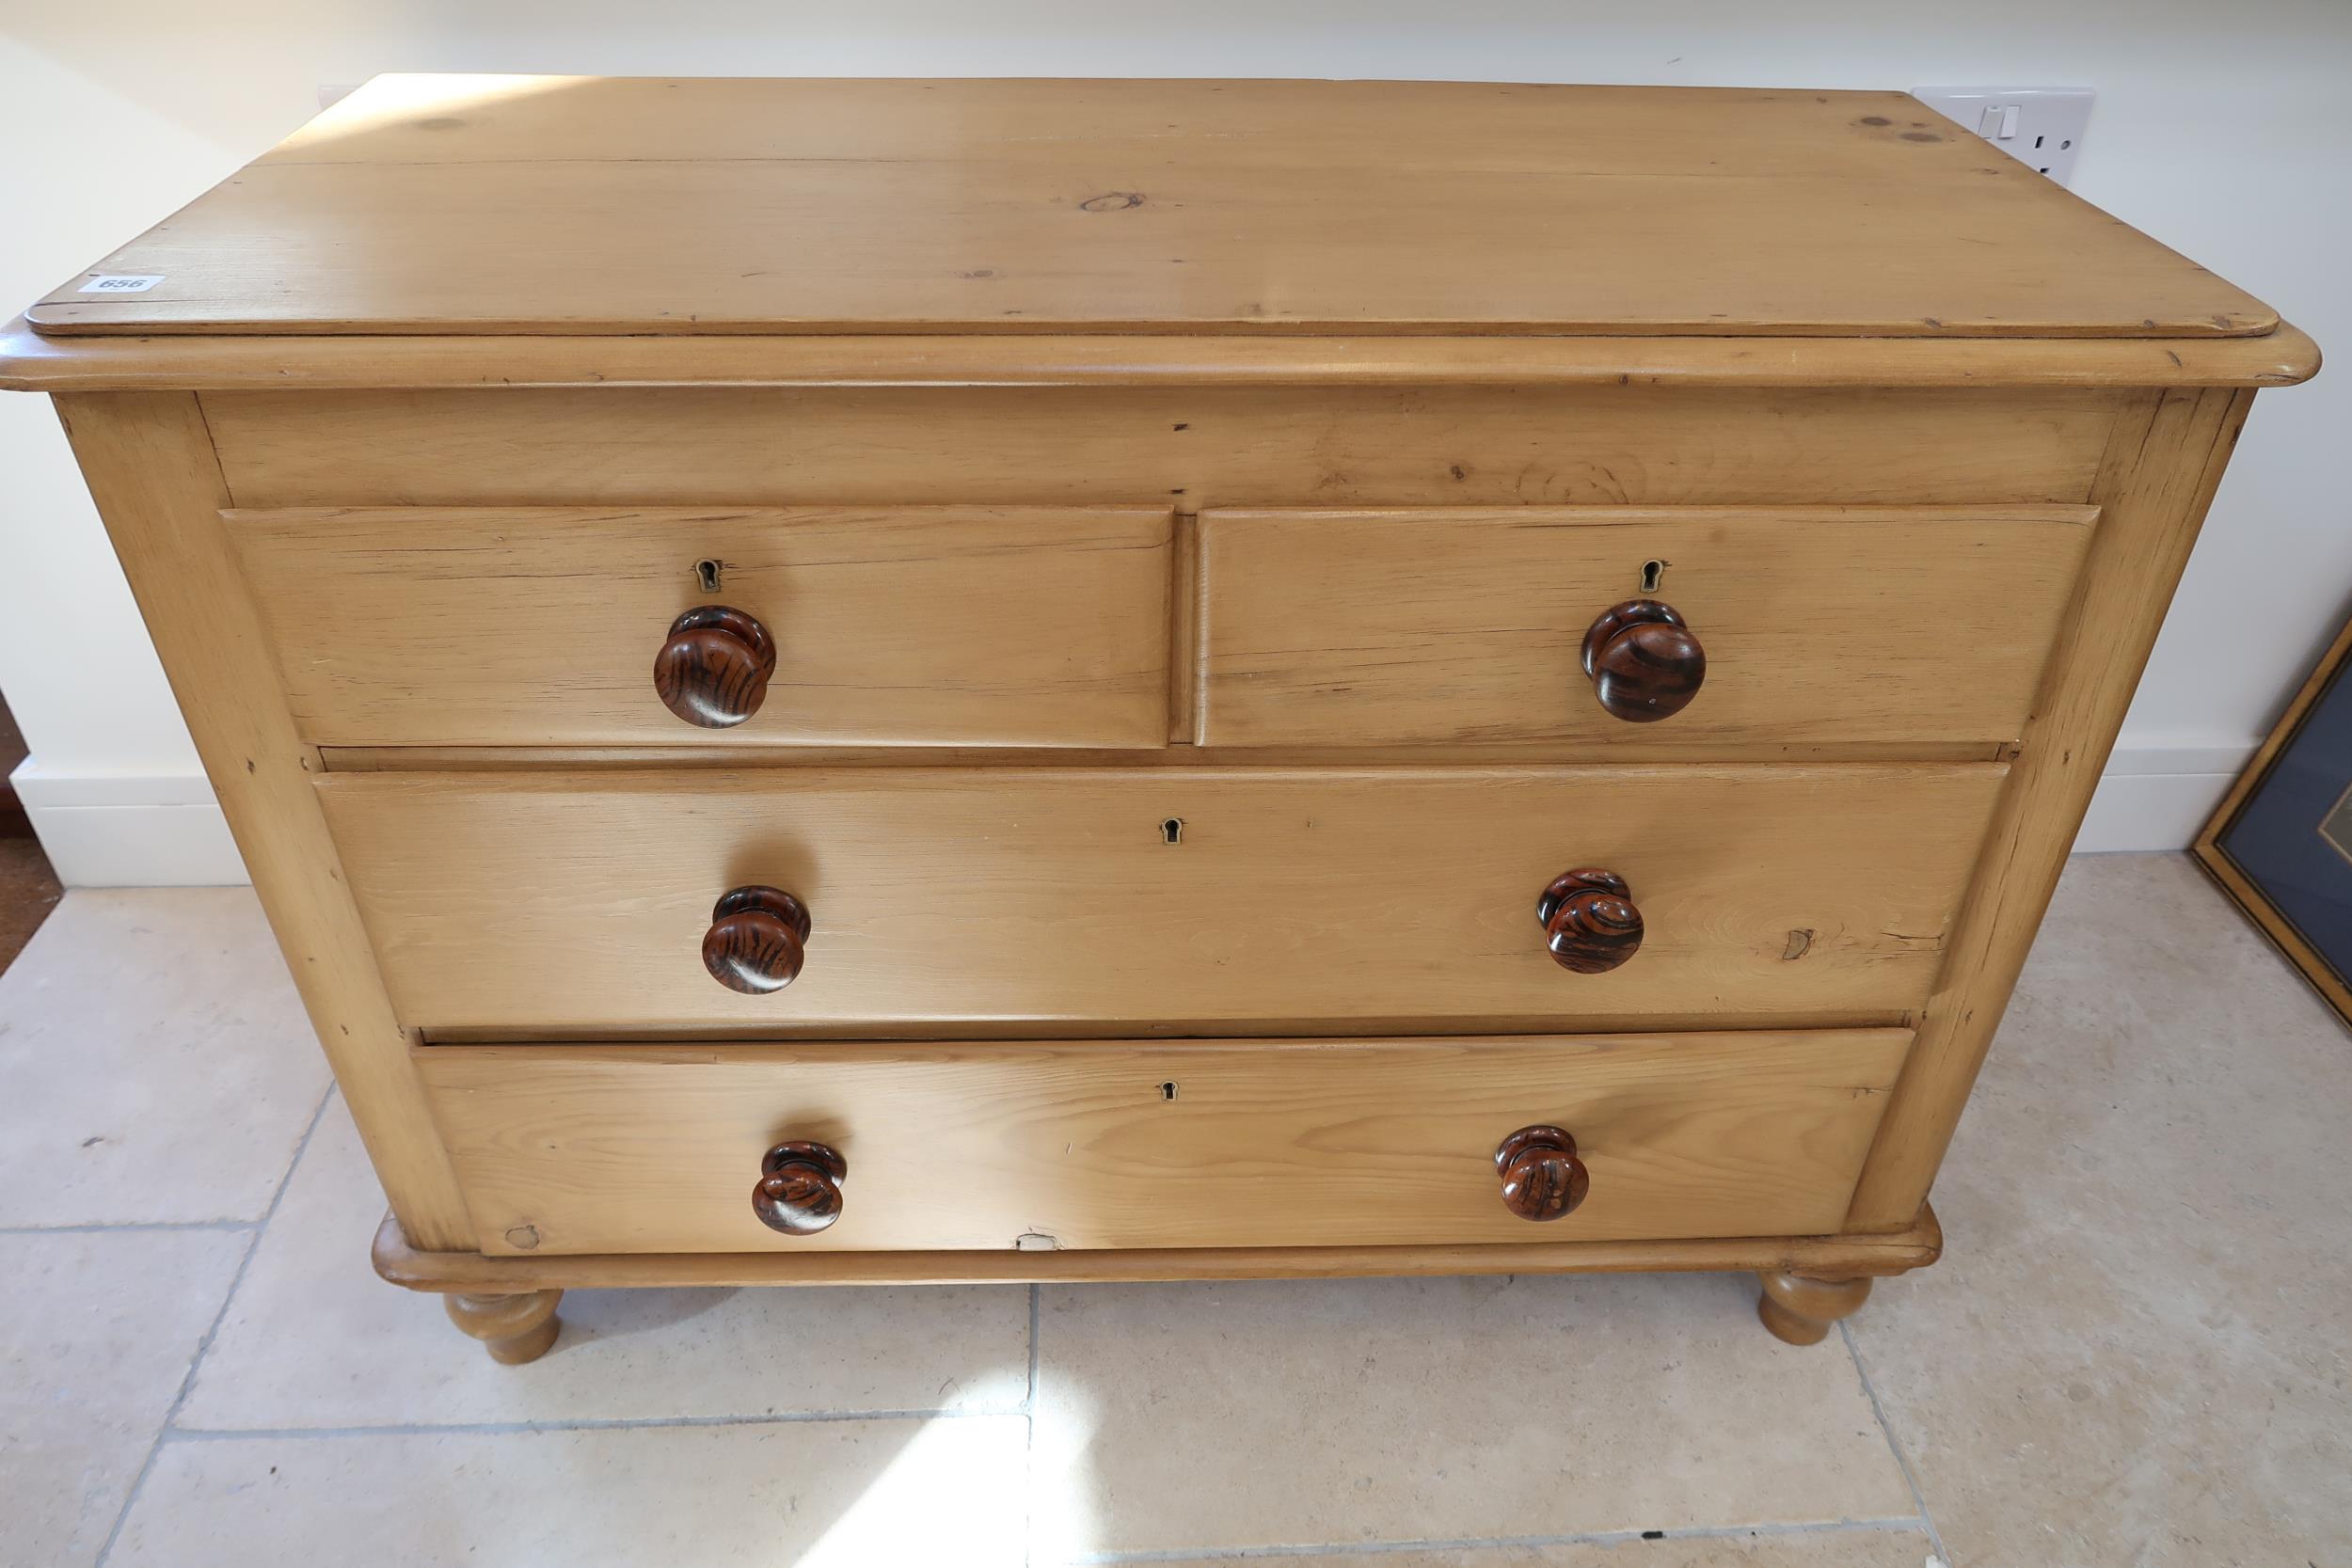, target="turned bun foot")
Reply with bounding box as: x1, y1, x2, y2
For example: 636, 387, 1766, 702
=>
1756, 1272, 1871, 1345
444, 1289, 564, 1364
